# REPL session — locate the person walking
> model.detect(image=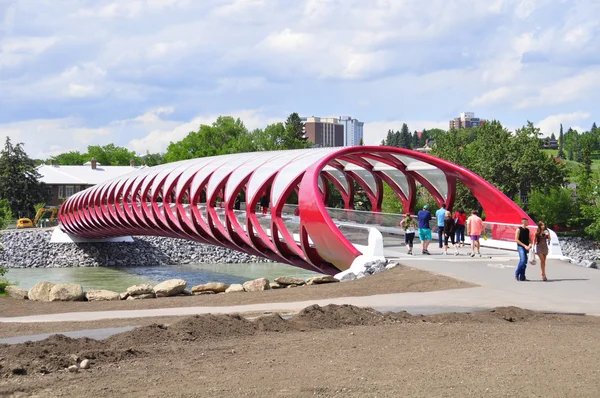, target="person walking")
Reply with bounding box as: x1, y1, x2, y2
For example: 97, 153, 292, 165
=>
515, 218, 532, 281
400, 213, 416, 255
443, 211, 459, 255
435, 204, 447, 249
417, 205, 432, 255
534, 221, 550, 281
453, 207, 467, 247
466, 210, 484, 257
